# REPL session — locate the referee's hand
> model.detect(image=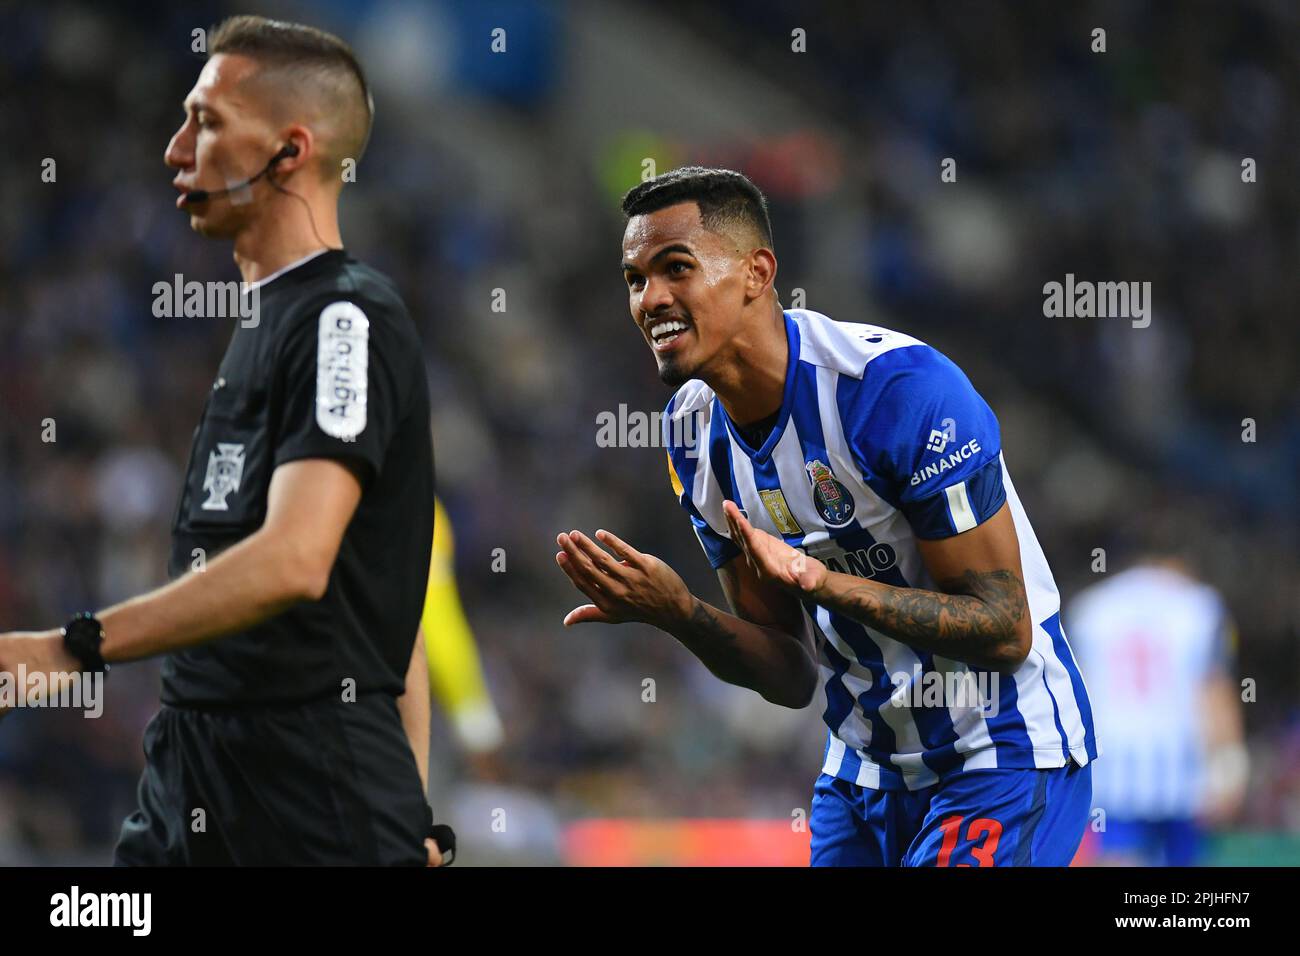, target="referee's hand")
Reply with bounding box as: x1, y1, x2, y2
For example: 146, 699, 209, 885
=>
0, 629, 83, 717
424, 837, 443, 867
